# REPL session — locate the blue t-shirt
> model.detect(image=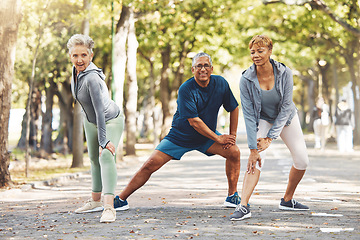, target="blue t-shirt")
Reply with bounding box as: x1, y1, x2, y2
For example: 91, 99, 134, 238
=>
165, 75, 238, 148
